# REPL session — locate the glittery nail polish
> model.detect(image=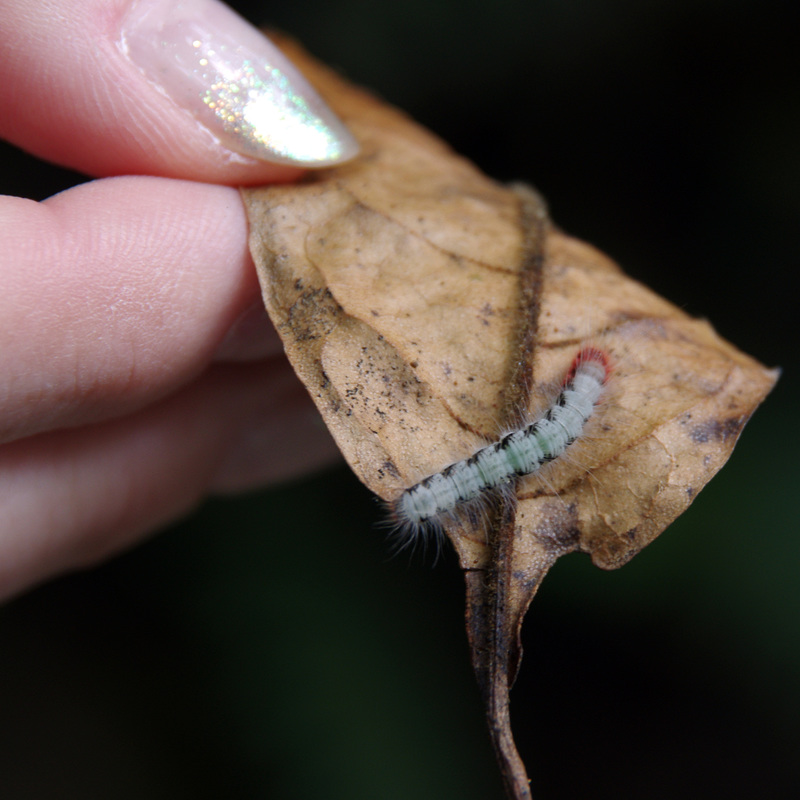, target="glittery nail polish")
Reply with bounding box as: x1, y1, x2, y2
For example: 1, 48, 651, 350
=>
120, 0, 359, 167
